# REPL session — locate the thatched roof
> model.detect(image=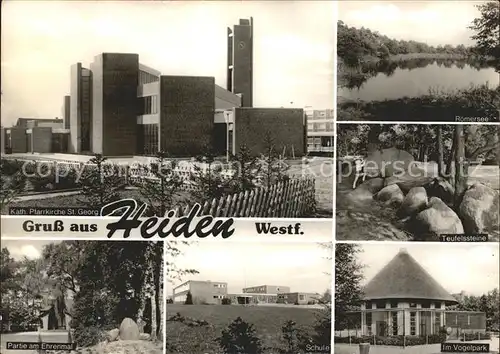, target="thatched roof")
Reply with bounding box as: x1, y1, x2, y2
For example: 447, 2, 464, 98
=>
363, 248, 458, 304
